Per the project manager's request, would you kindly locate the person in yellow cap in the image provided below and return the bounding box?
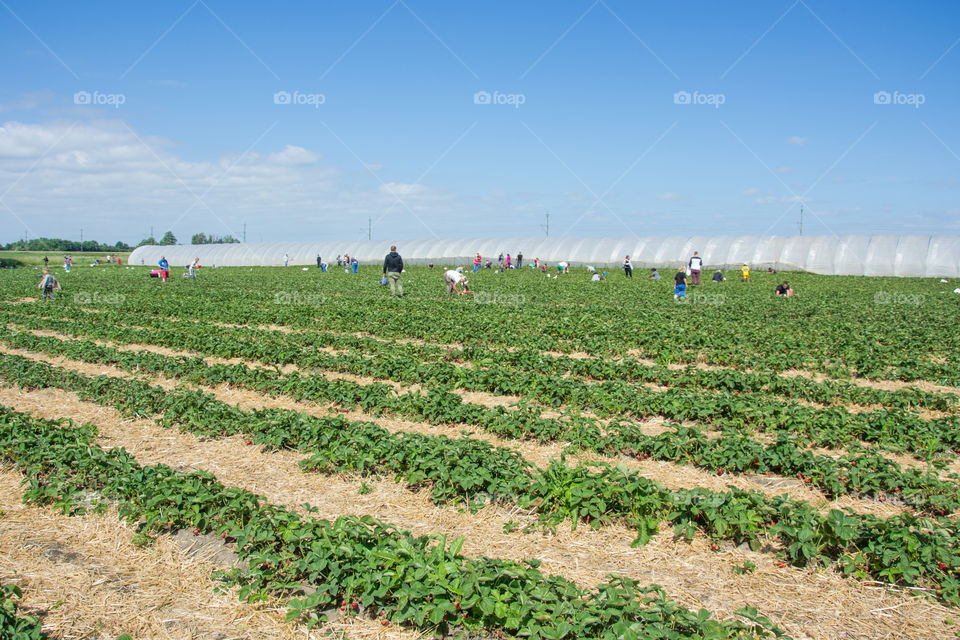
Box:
[740,263,750,282]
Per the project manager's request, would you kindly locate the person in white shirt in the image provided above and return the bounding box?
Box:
[623,255,633,278]
[591,272,604,282]
[688,251,703,285]
[444,269,469,295]
[557,261,569,274]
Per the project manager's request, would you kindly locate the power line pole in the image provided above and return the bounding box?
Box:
[368,217,372,241]
[79,228,83,252]
[798,205,803,236]
[243,223,247,243]
[540,211,550,237]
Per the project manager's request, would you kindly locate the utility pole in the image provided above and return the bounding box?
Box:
[798,205,804,236]
[540,211,550,237]
[368,217,372,241]
[150,226,154,241]
[243,223,247,243]
[79,228,83,252]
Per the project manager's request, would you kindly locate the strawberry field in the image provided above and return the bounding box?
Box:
[0,264,958,639]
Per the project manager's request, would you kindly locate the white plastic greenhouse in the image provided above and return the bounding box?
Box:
[128,235,960,277]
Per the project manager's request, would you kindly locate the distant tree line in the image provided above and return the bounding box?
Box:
[2,238,132,252]
[191,232,240,245]
[4,230,243,252]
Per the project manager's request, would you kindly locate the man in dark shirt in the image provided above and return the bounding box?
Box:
[775,281,794,297]
[383,246,404,298]
[516,252,523,269]
[674,269,687,301]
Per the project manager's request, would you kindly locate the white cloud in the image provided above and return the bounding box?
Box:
[0,119,458,241]
[379,182,425,197]
[787,136,807,145]
[656,191,679,200]
[266,145,320,165]
[775,166,794,174]
[740,187,758,196]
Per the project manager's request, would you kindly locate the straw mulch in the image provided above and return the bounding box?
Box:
[1,385,957,639]
[0,467,425,640]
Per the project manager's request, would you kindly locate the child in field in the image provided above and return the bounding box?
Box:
[38,269,60,301]
[740,264,750,281]
[649,268,661,280]
[158,256,170,282]
[674,269,687,301]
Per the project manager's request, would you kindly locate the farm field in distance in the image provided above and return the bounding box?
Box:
[1,263,959,639]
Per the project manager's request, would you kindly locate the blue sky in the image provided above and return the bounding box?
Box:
[1,0,958,244]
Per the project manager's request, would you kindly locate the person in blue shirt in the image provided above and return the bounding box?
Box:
[158,256,170,282]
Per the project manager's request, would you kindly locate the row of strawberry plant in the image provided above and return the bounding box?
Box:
[6,304,955,414]
[5,307,955,460]
[0,405,788,640]
[4,328,957,516]
[3,352,960,605]
[4,266,956,384]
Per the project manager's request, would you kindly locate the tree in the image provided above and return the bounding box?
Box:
[159,231,177,246]
[137,237,157,247]
[190,232,241,244]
